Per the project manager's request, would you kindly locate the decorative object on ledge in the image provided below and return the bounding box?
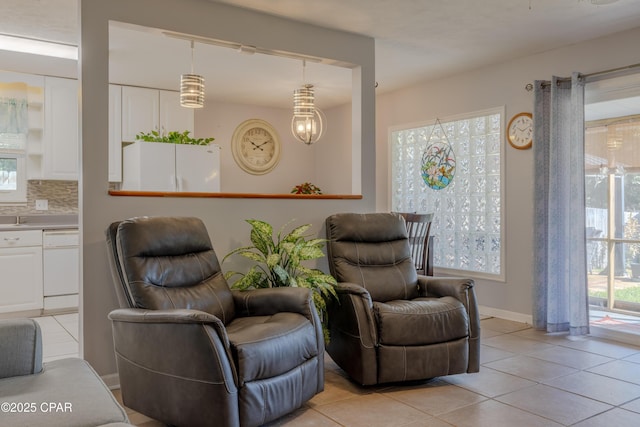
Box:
[421,118,456,190]
[135,129,214,146]
[232,119,281,175]
[180,40,205,108]
[222,219,337,341]
[291,182,322,195]
[291,60,325,145]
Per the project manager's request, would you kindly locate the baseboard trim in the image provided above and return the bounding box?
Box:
[479,305,533,325]
[101,373,120,390]
[590,324,640,346]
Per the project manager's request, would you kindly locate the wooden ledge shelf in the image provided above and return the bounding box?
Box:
[108,190,362,200]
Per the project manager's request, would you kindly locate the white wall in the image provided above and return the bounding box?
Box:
[195,100,353,194]
[315,103,354,195]
[376,26,640,320]
[80,0,375,377]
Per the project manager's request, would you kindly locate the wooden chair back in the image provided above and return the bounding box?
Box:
[396,212,434,276]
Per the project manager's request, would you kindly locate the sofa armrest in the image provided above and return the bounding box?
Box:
[0,318,43,378]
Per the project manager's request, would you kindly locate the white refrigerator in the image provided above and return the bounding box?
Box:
[122,141,220,192]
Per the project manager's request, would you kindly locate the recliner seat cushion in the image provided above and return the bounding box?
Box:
[373,296,469,346]
[226,313,317,384]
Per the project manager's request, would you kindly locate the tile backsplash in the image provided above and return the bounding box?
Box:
[0,180,78,215]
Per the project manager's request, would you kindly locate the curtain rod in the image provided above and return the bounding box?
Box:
[581,62,640,82]
[529,62,640,89]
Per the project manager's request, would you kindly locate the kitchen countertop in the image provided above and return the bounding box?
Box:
[0,214,78,231]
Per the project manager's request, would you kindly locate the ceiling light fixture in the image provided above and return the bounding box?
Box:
[0,34,77,60]
[180,40,205,108]
[291,60,325,145]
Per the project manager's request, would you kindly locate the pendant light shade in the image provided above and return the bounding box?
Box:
[291,61,325,145]
[180,41,204,108]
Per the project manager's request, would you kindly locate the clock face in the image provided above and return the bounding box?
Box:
[507,112,533,149]
[232,119,281,174]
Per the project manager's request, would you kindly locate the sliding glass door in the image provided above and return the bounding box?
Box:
[585,74,640,320]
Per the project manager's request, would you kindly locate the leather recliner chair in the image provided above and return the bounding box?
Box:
[106,216,324,427]
[325,212,480,385]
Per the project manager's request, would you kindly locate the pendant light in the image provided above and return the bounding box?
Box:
[180,40,205,108]
[291,60,325,145]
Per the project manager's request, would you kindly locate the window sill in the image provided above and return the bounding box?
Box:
[108,190,362,200]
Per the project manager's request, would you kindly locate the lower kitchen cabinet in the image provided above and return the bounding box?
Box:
[0,230,43,314]
[43,229,79,311]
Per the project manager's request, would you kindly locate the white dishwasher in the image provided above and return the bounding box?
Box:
[43,229,79,311]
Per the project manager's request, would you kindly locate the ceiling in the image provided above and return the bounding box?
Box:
[1,0,640,110]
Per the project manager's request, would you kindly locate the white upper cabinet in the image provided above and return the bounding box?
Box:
[42,76,79,180]
[159,90,194,136]
[121,86,160,142]
[121,86,193,143]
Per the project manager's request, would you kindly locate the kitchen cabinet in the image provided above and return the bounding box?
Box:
[109,84,122,182]
[43,229,79,311]
[122,141,220,192]
[42,76,79,180]
[120,86,194,142]
[0,230,43,314]
[160,90,194,135]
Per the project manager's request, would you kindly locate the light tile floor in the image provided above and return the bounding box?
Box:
[36,314,640,426]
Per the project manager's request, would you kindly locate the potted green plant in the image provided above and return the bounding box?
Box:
[135,129,214,146]
[222,219,337,341]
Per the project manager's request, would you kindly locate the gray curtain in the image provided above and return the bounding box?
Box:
[533,73,590,335]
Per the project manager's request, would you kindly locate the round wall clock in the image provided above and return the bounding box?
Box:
[507,112,533,149]
[231,119,281,175]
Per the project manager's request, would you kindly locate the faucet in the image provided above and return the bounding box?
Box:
[14,215,21,225]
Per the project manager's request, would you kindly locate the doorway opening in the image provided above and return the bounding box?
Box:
[585,72,640,338]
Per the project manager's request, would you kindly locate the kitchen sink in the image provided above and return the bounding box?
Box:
[0,214,78,230]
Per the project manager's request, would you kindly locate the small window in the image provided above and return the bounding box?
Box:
[0,152,26,203]
[0,80,30,204]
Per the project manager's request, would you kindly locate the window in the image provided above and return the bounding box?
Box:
[0,151,26,203]
[0,81,30,204]
[390,108,504,278]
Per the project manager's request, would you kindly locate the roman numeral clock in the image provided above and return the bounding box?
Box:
[231,119,282,175]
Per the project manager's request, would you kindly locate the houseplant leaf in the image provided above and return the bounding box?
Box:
[223,218,338,341]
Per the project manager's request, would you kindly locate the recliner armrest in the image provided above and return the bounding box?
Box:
[334,282,373,308]
[108,308,238,389]
[232,287,314,318]
[417,276,480,341]
[417,276,474,299]
[108,308,229,348]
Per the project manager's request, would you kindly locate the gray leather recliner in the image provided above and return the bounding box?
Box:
[325,212,480,385]
[106,216,324,427]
